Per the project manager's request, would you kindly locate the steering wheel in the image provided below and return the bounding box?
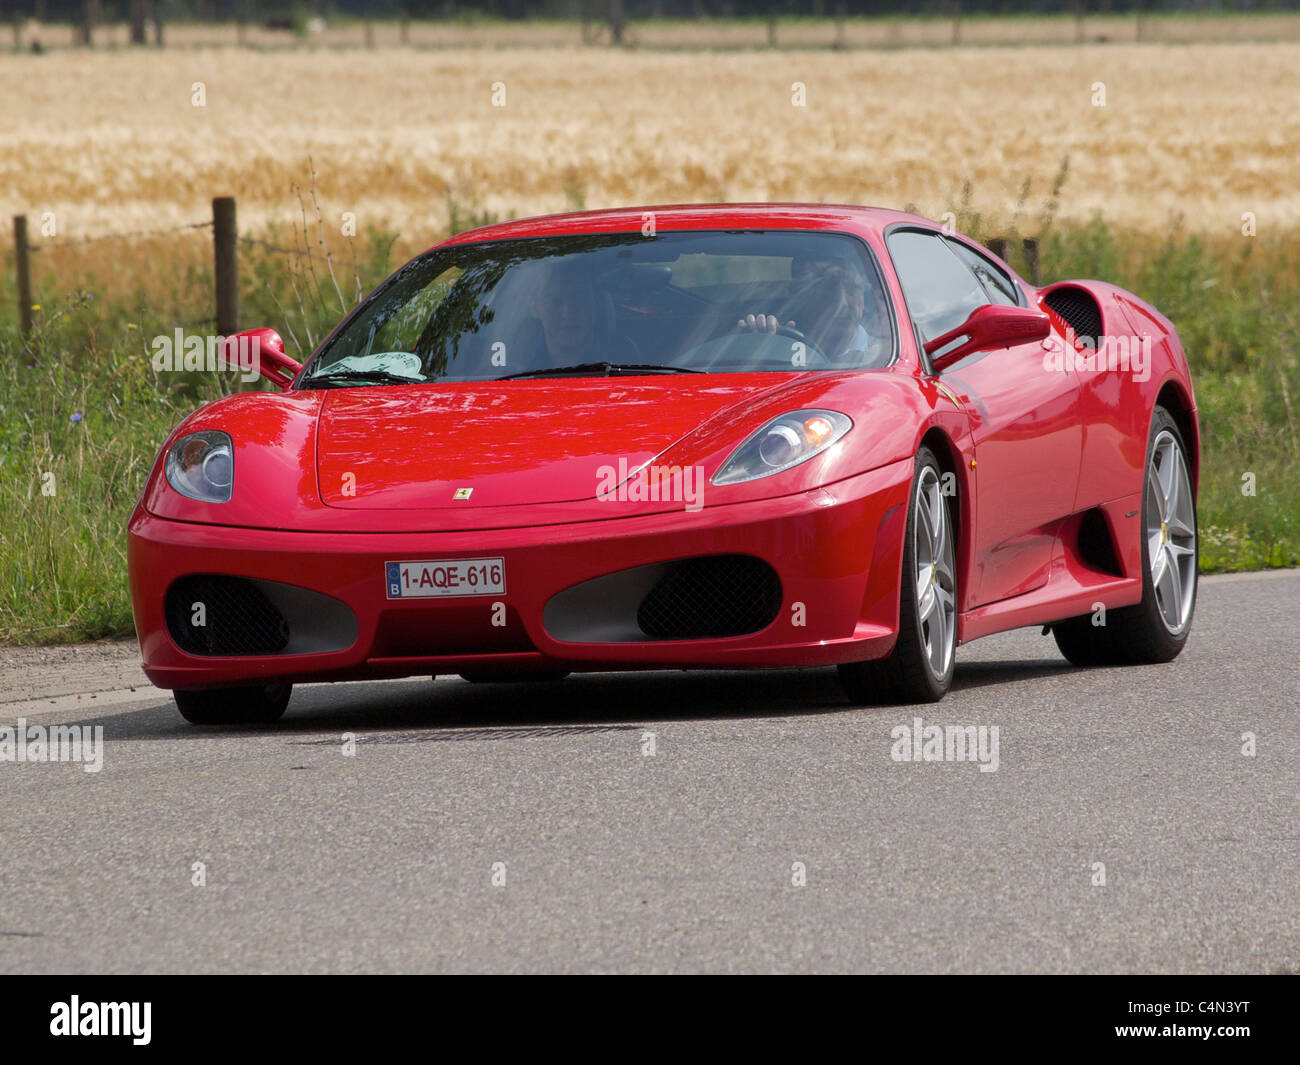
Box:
[772,323,830,367]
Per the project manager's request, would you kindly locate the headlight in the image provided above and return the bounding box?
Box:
[712,409,852,485]
[164,430,233,503]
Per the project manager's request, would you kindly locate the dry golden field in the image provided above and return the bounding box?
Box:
[2,38,1298,277]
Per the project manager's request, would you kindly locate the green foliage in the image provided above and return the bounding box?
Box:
[0,226,400,644]
[1036,217,1300,574]
[0,309,226,642]
[446,191,509,237]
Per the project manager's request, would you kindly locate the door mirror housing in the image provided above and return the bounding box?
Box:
[925,304,1051,372]
[221,327,302,390]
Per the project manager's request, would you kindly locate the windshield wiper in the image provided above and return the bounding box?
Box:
[496,362,702,381]
[301,369,425,389]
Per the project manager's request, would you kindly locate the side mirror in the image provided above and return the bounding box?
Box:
[925,304,1051,372]
[220,327,302,390]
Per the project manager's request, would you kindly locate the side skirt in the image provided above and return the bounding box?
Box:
[957,492,1145,645]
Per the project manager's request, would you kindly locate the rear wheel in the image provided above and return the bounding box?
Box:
[1053,407,1197,666]
[174,684,291,726]
[839,446,956,704]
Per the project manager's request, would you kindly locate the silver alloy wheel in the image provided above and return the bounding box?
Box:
[1146,429,1197,634]
[914,465,956,679]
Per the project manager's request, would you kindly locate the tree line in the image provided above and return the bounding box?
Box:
[10,0,1298,52]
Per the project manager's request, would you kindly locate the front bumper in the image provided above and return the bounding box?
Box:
[128,458,912,690]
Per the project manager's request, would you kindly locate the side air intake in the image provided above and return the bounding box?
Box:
[1043,286,1103,345]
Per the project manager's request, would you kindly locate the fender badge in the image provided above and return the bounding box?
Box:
[934,382,962,408]
[453,487,473,500]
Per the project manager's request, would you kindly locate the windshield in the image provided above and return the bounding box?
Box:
[301,230,895,385]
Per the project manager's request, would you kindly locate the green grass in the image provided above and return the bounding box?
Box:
[0,229,402,644]
[0,214,1296,644]
[947,170,1300,574]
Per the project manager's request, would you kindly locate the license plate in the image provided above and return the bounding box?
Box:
[385,558,506,599]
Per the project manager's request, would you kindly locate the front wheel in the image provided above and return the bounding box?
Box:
[174,684,291,726]
[839,446,956,704]
[1053,406,1197,666]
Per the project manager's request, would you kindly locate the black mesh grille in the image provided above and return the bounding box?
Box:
[636,555,782,640]
[1043,287,1103,345]
[165,575,290,656]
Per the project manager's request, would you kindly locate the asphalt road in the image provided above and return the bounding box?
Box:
[1,570,1296,974]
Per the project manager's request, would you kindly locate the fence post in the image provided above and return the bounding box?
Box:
[986,236,1007,261]
[129,0,146,44]
[14,215,34,342]
[608,0,626,45]
[213,197,238,336]
[81,0,99,47]
[1022,237,1042,286]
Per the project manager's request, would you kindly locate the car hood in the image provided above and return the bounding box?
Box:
[316,376,792,510]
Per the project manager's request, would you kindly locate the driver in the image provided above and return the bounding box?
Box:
[736,253,882,365]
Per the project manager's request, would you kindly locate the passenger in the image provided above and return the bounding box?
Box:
[529,260,637,365]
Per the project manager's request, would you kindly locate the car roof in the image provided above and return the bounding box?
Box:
[435,203,934,249]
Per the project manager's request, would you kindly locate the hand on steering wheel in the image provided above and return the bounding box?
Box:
[737,313,793,335]
[736,313,828,366]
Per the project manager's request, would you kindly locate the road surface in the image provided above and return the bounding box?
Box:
[1,570,1296,973]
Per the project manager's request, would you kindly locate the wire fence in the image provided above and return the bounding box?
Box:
[237,235,299,256]
[11,198,249,342]
[25,220,213,253]
[10,195,1045,366]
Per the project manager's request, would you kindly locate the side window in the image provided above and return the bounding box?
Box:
[945,240,1021,306]
[886,230,988,346]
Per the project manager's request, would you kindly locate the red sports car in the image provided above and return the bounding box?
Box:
[127,204,1199,724]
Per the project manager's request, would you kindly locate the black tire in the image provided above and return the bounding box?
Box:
[839,445,956,704]
[1050,614,1121,666]
[173,683,291,726]
[458,670,570,684]
[1053,406,1197,666]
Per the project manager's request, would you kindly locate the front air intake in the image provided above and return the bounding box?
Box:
[636,555,782,640]
[166,575,290,656]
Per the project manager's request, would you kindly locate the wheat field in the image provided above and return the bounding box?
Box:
[2,41,1298,257]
